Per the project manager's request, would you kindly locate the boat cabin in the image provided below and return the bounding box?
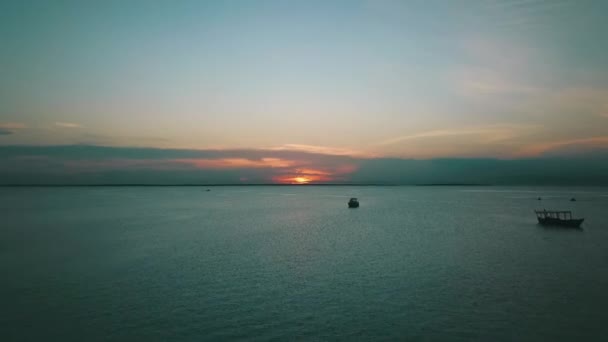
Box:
[535,210,573,220]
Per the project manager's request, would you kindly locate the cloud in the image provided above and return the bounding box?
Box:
[0,145,360,184]
[0,123,26,135]
[55,122,82,128]
[173,158,296,169]
[0,144,607,185]
[516,136,608,157]
[0,123,26,129]
[270,144,360,156]
[374,124,540,147]
[350,157,608,185]
[76,132,170,147]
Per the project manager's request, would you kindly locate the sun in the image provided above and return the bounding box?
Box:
[293,177,310,184]
[272,174,323,184]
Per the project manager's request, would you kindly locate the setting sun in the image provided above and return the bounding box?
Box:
[293,177,310,184]
[272,170,335,184]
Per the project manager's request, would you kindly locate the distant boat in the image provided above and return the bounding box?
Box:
[570,197,576,202]
[535,210,584,228]
[348,198,359,208]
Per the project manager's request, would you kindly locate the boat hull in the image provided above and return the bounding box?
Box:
[348,203,359,208]
[537,217,584,228]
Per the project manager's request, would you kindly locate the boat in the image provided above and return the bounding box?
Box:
[534,210,584,228]
[348,198,359,208]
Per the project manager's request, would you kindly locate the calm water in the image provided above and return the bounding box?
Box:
[1,186,608,341]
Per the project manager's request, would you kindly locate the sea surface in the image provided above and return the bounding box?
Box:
[1,186,608,341]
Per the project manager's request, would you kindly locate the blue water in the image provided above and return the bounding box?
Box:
[1,186,608,341]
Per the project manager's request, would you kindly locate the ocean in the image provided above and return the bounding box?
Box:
[1,186,607,341]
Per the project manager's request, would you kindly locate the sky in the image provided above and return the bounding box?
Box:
[1,0,608,184]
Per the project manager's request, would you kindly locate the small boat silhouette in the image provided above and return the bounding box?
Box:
[535,210,584,228]
[348,198,359,208]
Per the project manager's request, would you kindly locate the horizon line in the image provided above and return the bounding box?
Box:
[4,183,607,187]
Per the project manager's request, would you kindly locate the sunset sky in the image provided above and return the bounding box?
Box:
[1,0,608,184]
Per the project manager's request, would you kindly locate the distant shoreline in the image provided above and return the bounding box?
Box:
[7,183,603,187]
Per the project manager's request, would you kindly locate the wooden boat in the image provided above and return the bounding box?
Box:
[348,198,359,208]
[534,210,584,228]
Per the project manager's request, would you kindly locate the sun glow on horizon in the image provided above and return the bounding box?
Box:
[293,177,310,184]
[273,174,325,184]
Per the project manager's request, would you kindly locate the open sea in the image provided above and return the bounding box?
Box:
[1,186,608,341]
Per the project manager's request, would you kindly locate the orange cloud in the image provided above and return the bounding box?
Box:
[0,122,26,129]
[173,158,295,169]
[174,158,359,183]
[270,144,360,156]
[55,122,82,128]
[334,164,358,175]
[0,122,27,134]
[39,146,361,184]
[516,136,608,157]
[292,168,331,176]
